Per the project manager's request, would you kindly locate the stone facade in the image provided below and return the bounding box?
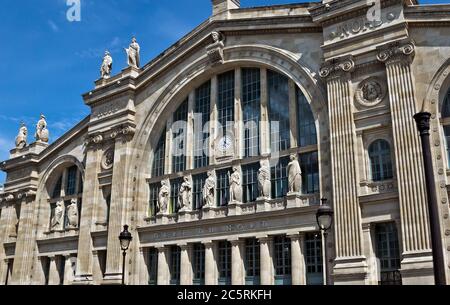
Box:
[1,0,450,285]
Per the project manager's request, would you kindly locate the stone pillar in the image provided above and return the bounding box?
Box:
[362,223,378,285]
[91,250,103,284]
[138,248,149,285]
[75,146,101,284]
[210,75,218,165]
[31,257,46,285]
[288,233,306,285]
[164,117,173,175]
[186,91,195,170]
[378,42,434,284]
[0,259,8,285]
[259,236,274,285]
[234,68,244,159]
[204,241,218,285]
[320,57,367,284]
[260,68,270,155]
[230,239,245,285]
[0,201,11,285]
[63,255,74,285]
[180,244,194,285]
[288,79,299,148]
[48,256,60,285]
[157,246,170,285]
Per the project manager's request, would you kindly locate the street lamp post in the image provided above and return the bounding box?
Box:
[316,198,334,285]
[119,225,133,285]
[413,112,446,285]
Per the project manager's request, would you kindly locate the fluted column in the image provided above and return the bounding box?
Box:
[230,239,245,285]
[63,255,74,285]
[204,241,218,285]
[48,256,60,285]
[157,246,170,285]
[260,68,270,155]
[377,42,433,284]
[235,68,244,159]
[186,91,195,170]
[320,57,367,283]
[180,244,194,285]
[258,236,274,285]
[288,233,306,285]
[91,250,103,284]
[138,248,149,285]
[210,76,218,166]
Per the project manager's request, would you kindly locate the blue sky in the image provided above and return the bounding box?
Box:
[0,0,447,184]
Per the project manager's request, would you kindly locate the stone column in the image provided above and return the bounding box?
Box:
[91,250,103,284]
[230,239,245,285]
[235,68,244,159]
[48,256,60,285]
[289,79,299,148]
[186,91,195,170]
[164,117,174,174]
[31,256,46,285]
[320,57,367,284]
[210,75,218,165]
[180,244,194,285]
[138,248,149,285]
[75,146,101,284]
[63,254,74,285]
[260,68,270,155]
[258,236,274,285]
[204,241,218,285]
[378,42,433,284]
[157,246,170,285]
[0,259,8,285]
[288,233,306,285]
[362,223,378,285]
[0,201,11,285]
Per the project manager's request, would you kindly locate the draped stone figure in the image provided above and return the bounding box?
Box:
[125,37,140,69]
[35,114,49,143]
[101,51,113,79]
[158,179,170,215]
[178,176,192,211]
[203,171,216,208]
[287,154,302,194]
[66,199,79,228]
[51,201,64,231]
[229,166,242,203]
[15,122,28,149]
[258,160,271,198]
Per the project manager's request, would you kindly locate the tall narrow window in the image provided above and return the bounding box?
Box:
[297,88,317,147]
[375,223,402,285]
[242,163,259,203]
[66,166,78,196]
[149,184,160,217]
[193,243,205,285]
[271,157,289,199]
[193,173,207,210]
[242,68,261,157]
[194,81,211,169]
[172,100,188,173]
[268,70,290,152]
[152,130,166,177]
[369,140,393,182]
[274,235,291,285]
[245,238,260,285]
[305,233,323,285]
[170,246,181,285]
[300,152,320,194]
[170,178,183,214]
[218,241,232,285]
[216,168,231,207]
[217,71,235,137]
[52,176,62,199]
[148,248,158,285]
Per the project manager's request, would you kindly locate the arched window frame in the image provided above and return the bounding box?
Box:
[440,88,450,169]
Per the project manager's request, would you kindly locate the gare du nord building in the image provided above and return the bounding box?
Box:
[1,0,450,286]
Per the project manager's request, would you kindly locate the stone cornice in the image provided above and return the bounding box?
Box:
[377,41,415,64]
[319,56,355,79]
[85,123,136,147]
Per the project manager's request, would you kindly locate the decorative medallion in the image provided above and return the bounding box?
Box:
[355,77,387,107]
[101,148,115,170]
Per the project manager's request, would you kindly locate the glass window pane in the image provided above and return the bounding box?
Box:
[375,223,402,285]
[369,140,393,181]
[305,232,323,285]
[218,241,232,285]
[193,243,205,285]
[300,152,320,194]
[242,163,259,203]
[268,70,290,152]
[297,88,317,147]
[172,100,188,173]
[148,248,158,285]
[193,173,207,210]
[170,246,181,285]
[152,130,166,177]
[66,166,78,196]
[149,183,160,217]
[52,176,63,199]
[170,178,183,214]
[216,168,231,207]
[271,157,289,199]
[218,71,235,137]
[242,68,261,158]
[194,81,211,169]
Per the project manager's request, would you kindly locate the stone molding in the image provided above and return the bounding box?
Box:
[85,124,136,147]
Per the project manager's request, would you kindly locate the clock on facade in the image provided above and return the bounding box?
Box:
[217,134,233,155]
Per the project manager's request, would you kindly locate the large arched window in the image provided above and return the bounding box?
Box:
[441,88,450,168]
[48,165,83,231]
[149,67,319,216]
[369,140,393,182]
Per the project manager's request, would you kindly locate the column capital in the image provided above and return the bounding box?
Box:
[377,41,415,65]
[63,253,72,259]
[362,223,371,231]
[319,56,355,79]
[286,232,305,241]
[228,238,244,246]
[201,240,215,248]
[256,235,272,243]
[179,243,194,251]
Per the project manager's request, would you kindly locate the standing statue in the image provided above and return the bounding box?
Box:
[15,122,28,149]
[125,36,140,69]
[66,199,79,228]
[287,154,302,194]
[258,160,271,199]
[228,166,242,203]
[178,176,192,211]
[35,114,49,143]
[203,171,216,208]
[101,51,113,79]
[158,179,170,215]
[51,201,64,231]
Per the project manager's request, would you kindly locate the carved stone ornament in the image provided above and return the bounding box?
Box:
[35,114,49,143]
[377,42,415,63]
[355,77,387,107]
[101,51,113,79]
[319,57,355,79]
[101,148,115,170]
[206,31,225,65]
[15,122,28,150]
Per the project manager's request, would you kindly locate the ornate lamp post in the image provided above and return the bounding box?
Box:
[413,112,446,285]
[118,225,133,285]
[316,198,334,285]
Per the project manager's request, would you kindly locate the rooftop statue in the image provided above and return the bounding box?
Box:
[101,50,113,79]
[15,122,28,149]
[125,36,140,69]
[35,114,49,143]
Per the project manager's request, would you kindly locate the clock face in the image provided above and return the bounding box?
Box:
[218,135,233,153]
